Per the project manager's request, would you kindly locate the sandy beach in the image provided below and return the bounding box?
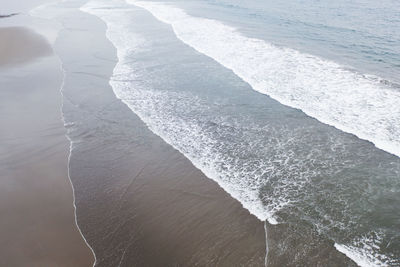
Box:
[0,3,267,266]
[54,1,355,265]
[2,0,398,266]
[54,1,267,265]
[0,23,94,266]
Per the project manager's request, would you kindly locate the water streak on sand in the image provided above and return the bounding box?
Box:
[29,2,97,266]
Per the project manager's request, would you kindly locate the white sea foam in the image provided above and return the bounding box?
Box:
[80,0,280,224]
[335,232,392,267]
[336,245,383,267]
[128,0,400,159]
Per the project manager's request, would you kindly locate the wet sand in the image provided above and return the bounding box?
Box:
[51,1,357,266]
[0,1,358,266]
[0,26,94,266]
[0,27,52,67]
[53,1,267,266]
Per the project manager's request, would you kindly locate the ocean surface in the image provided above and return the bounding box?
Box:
[39,0,400,266]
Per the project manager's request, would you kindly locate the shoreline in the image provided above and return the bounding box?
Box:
[80,1,359,266]
[63,83,98,267]
[1,0,389,266]
[0,22,94,266]
[53,0,267,265]
[62,1,357,265]
[27,2,98,262]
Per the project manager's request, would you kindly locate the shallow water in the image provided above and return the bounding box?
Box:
[81,0,400,266]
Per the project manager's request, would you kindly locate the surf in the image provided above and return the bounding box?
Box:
[82,1,400,266]
[129,0,400,159]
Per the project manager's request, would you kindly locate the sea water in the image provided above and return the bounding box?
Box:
[82,0,400,266]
